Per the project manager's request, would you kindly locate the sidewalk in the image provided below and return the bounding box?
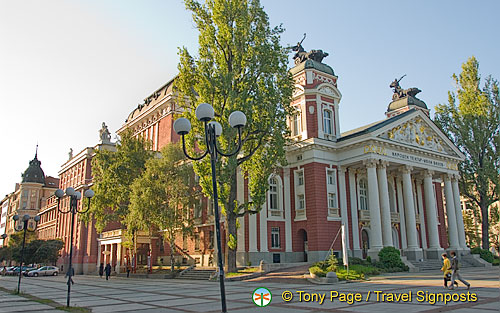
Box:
[0,266,498,312]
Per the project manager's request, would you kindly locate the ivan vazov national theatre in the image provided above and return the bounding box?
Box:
[3,41,483,275]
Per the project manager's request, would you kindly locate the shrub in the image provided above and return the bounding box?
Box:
[471,247,495,263]
[378,247,406,269]
[309,265,326,277]
[366,256,372,264]
[492,259,499,266]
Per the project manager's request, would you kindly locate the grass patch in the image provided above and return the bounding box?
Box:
[226,267,260,277]
[0,286,91,312]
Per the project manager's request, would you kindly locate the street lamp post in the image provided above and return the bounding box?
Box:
[174,103,247,313]
[54,187,94,308]
[12,214,40,293]
[1,233,7,246]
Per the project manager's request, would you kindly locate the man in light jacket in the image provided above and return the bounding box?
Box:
[449,251,470,290]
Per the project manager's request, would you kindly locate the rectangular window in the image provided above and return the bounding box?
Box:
[271,227,280,248]
[327,170,336,186]
[292,113,300,136]
[297,171,304,186]
[208,231,214,249]
[323,109,332,135]
[298,194,305,210]
[328,193,337,208]
[194,234,200,251]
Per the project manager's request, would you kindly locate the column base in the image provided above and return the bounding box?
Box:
[350,249,363,259]
[404,247,423,261]
[425,247,445,259]
[367,247,383,260]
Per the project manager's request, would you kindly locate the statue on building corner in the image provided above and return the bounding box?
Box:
[99,122,112,144]
[68,148,73,160]
[291,33,329,65]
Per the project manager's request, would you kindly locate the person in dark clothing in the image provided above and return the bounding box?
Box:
[105,263,111,281]
[126,265,131,278]
[99,263,104,278]
[449,251,470,290]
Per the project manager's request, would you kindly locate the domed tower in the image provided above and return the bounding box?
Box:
[289,36,342,141]
[21,149,46,184]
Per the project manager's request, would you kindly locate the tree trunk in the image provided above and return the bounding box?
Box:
[225,169,238,273]
[170,237,175,274]
[480,198,490,249]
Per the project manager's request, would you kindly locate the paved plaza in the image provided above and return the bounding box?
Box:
[0,267,498,312]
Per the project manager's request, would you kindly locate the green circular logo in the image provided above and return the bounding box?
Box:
[252,287,272,307]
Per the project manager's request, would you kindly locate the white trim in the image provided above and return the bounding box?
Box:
[283,168,293,252]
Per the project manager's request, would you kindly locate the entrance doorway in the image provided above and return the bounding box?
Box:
[298,229,308,262]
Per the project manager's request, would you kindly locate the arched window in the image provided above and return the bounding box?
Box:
[323,109,333,135]
[359,178,368,210]
[268,175,283,217]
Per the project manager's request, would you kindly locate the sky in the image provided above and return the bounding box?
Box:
[0,0,499,197]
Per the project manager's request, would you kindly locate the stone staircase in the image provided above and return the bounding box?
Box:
[409,257,476,271]
[177,267,215,280]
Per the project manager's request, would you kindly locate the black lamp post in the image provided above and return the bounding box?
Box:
[12,214,40,294]
[54,187,94,308]
[174,103,247,313]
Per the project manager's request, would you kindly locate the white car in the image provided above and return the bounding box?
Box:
[26,266,59,277]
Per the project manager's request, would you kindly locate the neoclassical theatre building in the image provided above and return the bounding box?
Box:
[116,52,469,268]
[34,50,471,274]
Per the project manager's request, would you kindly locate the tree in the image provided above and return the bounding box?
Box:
[86,130,153,232]
[434,56,500,249]
[128,144,197,273]
[33,240,64,265]
[9,231,37,263]
[0,246,12,265]
[176,0,293,272]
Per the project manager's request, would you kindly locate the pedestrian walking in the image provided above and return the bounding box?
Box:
[99,263,104,278]
[449,251,470,290]
[126,265,131,278]
[440,253,457,288]
[105,263,111,281]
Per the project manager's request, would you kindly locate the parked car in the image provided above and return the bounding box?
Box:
[1,266,14,275]
[5,266,36,276]
[25,266,59,277]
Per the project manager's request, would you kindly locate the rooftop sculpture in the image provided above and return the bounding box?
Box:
[390,75,422,100]
[291,33,329,65]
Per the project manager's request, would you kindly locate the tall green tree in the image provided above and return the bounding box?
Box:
[86,130,153,232]
[128,144,197,273]
[434,56,500,249]
[176,0,293,272]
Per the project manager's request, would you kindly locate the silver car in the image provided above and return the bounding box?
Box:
[26,266,59,277]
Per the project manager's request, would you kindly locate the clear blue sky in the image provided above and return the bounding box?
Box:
[0,0,499,197]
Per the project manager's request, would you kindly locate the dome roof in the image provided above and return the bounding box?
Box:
[387,95,428,112]
[21,152,45,184]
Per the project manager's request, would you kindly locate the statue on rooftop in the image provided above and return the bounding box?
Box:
[390,75,422,100]
[291,33,329,65]
[99,122,111,144]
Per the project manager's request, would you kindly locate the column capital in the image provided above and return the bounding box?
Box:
[338,166,347,174]
[441,173,453,181]
[423,170,434,178]
[451,173,460,181]
[400,165,413,174]
[377,160,390,169]
[363,158,378,168]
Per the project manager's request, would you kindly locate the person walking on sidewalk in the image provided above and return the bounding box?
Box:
[99,263,104,278]
[105,263,112,281]
[449,251,470,290]
[441,253,457,289]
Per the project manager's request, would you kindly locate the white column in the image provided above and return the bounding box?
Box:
[116,243,122,274]
[396,178,407,249]
[415,179,428,249]
[338,167,349,250]
[110,244,115,268]
[96,243,102,270]
[334,104,340,139]
[401,166,422,259]
[259,203,268,252]
[423,171,443,258]
[377,161,393,247]
[249,212,258,253]
[236,168,245,253]
[451,176,468,250]
[443,174,460,250]
[283,168,292,252]
[364,159,383,254]
[348,169,361,256]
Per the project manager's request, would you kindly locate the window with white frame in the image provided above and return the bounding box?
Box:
[327,170,336,186]
[292,112,301,136]
[323,109,333,135]
[298,195,305,210]
[268,176,282,217]
[271,227,280,248]
[359,178,368,210]
[328,193,337,208]
[297,171,304,186]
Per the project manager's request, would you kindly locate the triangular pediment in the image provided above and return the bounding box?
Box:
[376,112,463,159]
